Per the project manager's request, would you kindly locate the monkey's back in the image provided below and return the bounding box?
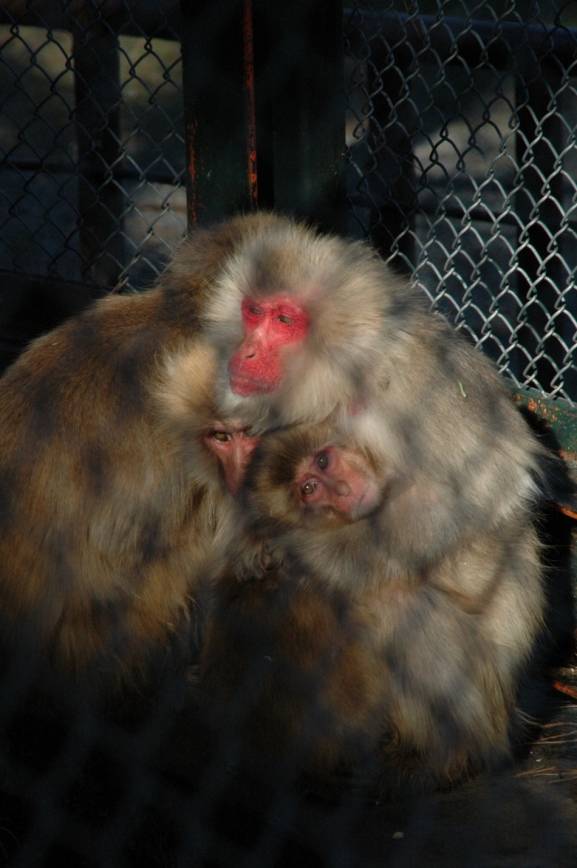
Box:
[0,285,221,678]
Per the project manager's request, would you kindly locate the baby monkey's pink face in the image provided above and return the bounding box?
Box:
[294,444,381,520]
[228,295,310,396]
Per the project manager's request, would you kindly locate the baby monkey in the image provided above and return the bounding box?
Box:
[198,422,545,797]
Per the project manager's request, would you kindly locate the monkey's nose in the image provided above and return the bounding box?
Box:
[240,334,260,359]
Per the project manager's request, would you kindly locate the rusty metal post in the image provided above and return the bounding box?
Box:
[179,0,346,231]
[252,0,345,232]
[179,0,254,227]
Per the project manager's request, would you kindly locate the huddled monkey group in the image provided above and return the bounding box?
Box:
[0,212,568,795]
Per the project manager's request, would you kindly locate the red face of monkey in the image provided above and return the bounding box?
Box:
[228,296,310,396]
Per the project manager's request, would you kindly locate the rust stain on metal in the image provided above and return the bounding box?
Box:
[186,119,201,227]
[526,396,560,423]
[243,0,258,208]
[185,118,197,181]
[551,679,577,701]
[512,387,577,468]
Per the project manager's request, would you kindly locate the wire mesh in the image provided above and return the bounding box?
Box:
[0,0,185,293]
[345,0,577,403]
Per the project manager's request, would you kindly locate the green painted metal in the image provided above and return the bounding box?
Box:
[508,382,577,469]
[253,0,346,232]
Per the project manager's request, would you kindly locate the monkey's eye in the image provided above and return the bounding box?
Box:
[277,314,293,324]
[212,431,230,442]
[301,480,318,497]
[249,307,263,316]
[316,452,329,470]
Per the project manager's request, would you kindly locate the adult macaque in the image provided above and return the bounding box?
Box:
[0,272,258,686]
[198,422,545,796]
[192,212,560,573]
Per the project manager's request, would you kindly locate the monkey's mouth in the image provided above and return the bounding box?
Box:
[229,373,275,396]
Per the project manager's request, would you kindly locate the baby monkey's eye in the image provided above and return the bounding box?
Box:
[212,431,230,442]
[316,452,329,470]
[301,480,318,497]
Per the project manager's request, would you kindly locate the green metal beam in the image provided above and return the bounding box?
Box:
[509,383,577,476]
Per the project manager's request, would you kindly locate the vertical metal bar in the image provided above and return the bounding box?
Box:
[71,12,125,288]
[180,0,346,231]
[253,0,346,232]
[515,61,565,391]
[180,0,252,227]
[243,0,259,211]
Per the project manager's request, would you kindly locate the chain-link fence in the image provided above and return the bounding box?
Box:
[345,1,577,404]
[0,2,576,867]
[0,0,184,294]
[0,0,186,371]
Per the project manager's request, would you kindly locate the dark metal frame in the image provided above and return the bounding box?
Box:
[179,0,346,232]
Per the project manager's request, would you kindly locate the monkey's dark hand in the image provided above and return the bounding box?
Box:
[232,538,273,583]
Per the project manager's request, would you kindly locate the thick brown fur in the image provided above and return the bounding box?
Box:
[198,422,546,797]
[0,266,240,686]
